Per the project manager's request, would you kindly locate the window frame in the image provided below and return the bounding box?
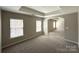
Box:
[10,18,24,39]
[36,20,42,32]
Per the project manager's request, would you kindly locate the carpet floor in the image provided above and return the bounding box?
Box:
[2,31,79,53]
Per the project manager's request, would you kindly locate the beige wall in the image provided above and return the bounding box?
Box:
[0,9,1,52]
[78,10,79,47]
[2,10,44,48]
[48,19,53,32]
[63,12,78,43]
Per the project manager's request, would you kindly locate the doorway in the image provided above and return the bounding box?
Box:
[53,17,64,32]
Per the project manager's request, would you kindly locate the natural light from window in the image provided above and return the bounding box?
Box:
[10,19,23,38]
[36,20,42,32]
[53,21,55,29]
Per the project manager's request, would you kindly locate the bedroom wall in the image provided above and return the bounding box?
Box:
[78,9,79,47]
[0,9,1,52]
[2,10,44,48]
[48,19,53,32]
[63,12,78,43]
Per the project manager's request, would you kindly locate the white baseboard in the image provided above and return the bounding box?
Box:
[2,34,42,49]
[78,43,79,48]
[64,39,78,45]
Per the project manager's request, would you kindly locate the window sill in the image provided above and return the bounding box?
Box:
[10,35,24,39]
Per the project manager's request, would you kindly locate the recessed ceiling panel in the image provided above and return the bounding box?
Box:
[27,6,61,13]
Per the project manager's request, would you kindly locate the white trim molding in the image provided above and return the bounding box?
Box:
[64,39,78,45]
[2,33,43,49]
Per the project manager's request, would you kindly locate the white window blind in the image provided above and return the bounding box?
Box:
[36,20,42,32]
[53,21,55,28]
[10,19,23,38]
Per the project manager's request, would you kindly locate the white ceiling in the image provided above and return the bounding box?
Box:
[0,6,79,18]
[27,6,61,13]
[0,6,21,11]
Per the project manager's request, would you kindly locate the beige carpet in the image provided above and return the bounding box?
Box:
[2,31,79,53]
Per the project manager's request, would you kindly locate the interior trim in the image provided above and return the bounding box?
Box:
[2,33,42,49]
[64,39,78,45]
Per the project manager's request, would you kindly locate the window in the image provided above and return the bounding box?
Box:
[53,20,56,29]
[53,21,56,28]
[10,19,24,38]
[36,20,42,32]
